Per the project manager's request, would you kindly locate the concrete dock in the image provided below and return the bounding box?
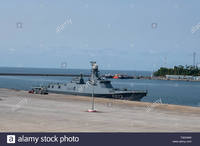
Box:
[0,88,200,132]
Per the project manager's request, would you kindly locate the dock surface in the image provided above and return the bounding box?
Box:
[0,88,200,132]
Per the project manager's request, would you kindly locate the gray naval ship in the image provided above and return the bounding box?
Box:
[47,62,147,101]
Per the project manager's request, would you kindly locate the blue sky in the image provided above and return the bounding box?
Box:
[0,0,200,71]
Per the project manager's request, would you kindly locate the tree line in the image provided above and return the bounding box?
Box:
[153,65,200,76]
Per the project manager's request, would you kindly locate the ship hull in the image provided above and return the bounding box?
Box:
[47,90,147,101]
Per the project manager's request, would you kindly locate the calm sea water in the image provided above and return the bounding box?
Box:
[0,67,200,107]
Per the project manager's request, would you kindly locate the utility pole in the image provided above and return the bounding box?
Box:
[193,52,196,67]
[164,57,167,68]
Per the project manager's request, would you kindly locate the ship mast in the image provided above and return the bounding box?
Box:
[90,61,99,82]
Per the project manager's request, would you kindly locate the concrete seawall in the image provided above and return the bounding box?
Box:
[0,88,199,132]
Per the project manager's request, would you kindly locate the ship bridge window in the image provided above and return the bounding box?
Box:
[100,83,113,88]
[58,85,61,89]
[52,85,54,88]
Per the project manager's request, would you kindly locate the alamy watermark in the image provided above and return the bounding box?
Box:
[16,22,23,29]
[56,17,72,33]
[191,22,200,34]
[152,23,158,29]
[11,96,30,112]
[145,98,163,112]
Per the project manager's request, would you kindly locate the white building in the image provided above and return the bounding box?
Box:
[166,75,200,80]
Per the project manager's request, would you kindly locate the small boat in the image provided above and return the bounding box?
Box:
[29,87,48,95]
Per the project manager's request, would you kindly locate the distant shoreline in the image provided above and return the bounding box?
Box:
[105,75,200,82]
[150,76,200,82]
